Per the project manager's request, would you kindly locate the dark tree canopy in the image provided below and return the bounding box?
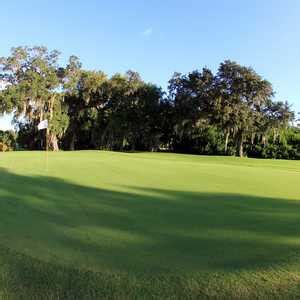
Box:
[0,46,298,159]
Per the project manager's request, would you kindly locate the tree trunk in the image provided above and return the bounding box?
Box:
[239,141,243,157]
[47,95,59,151]
[49,133,59,151]
[251,133,255,145]
[69,132,76,151]
[40,109,44,150]
[224,132,230,154]
[238,136,244,157]
[46,128,49,152]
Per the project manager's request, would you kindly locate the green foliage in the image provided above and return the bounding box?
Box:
[248,127,300,159]
[16,122,41,150]
[0,46,67,150]
[0,46,298,158]
[167,61,295,158]
[0,130,16,151]
[49,95,69,138]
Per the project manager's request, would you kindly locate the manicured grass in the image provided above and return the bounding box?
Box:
[0,151,300,299]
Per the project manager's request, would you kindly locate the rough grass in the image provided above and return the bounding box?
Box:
[0,151,300,299]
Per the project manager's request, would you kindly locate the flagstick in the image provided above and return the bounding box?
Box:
[38,119,49,172]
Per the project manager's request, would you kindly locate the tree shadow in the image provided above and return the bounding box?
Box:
[0,167,300,297]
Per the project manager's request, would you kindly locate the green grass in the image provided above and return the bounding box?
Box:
[0,151,300,299]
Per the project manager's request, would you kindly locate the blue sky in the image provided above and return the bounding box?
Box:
[1,0,300,129]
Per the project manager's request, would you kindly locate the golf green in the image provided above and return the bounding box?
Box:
[0,151,300,299]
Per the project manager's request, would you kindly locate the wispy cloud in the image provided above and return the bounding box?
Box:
[142,27,153,37]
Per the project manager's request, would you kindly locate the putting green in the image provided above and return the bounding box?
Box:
[0,151,300,298]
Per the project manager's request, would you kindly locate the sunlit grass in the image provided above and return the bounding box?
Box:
[0,151,300,298]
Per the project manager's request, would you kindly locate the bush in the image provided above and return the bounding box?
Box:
[0,130,16,151]
[0,142,8,152]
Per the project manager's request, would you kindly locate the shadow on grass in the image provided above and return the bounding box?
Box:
[0,167,300,298]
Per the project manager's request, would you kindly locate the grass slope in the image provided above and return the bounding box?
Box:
[0,151,300,299]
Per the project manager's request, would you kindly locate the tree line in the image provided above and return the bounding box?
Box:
[0,46,299,158]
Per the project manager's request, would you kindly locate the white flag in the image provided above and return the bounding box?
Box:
[38,120,48,130]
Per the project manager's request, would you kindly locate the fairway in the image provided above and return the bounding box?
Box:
[0,151,300,299]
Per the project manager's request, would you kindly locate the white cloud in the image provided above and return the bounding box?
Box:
[142,27,153,37]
